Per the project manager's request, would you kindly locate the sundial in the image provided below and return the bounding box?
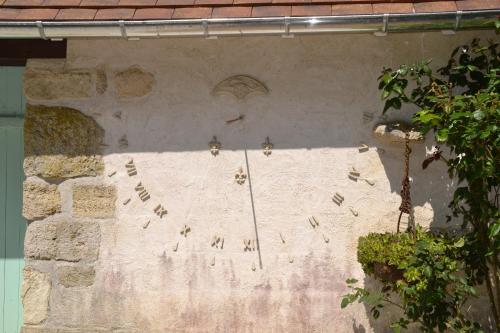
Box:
[106,74,378,272]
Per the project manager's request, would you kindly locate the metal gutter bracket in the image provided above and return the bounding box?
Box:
[374,13,389,36]
[36,20,47,40]
[282,17,294,38]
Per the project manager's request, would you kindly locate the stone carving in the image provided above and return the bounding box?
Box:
[332,193,344,206]
[108,170,117,177]
[114,66,155,99]
[123,198,131,205]
[358,143,369,153]
[348,167,360,181]
[24,105,104,179]
[373,122,424,144]
[142,220,151,229]
[243,239,256,252]
[125,159,137,176]
[210,257,216,266]
[226,114,245,124]
[349,207,359,217]
[235,167,247,185]
[180,225,191,237]
[173,242,179,252]
[209,136,221,156]
[134,182,150,202]
[213,75,269,100]
[154,204,168,218]
[23,181,61,221]
[262,137,273,156]
[22,267,51,325]
[348,167,375,186]
[73,185,116,218]
[211,235,224,249]
[308,216,320,228]
[279,233,286,244]
[322,234,330,243]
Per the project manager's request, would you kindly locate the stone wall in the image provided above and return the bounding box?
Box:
[21,31,495,333]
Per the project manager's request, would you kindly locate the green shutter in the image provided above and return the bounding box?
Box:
[0,66,26,333]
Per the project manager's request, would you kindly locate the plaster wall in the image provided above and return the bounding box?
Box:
[22,30,496,333]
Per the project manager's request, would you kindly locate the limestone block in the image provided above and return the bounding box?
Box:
[24,59,93,100]
[56,265,96,287]
[24,105,104,179]
[56,220,101,262]
[23,181,61,220]
[22,267,51,325]
[73,185,116,218]
[114,66,154,98]
[24,220,58,260]
[25,220,101,262]
[373,122,424,144]
[96,66,107,95]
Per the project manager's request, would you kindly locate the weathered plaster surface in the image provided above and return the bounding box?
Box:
[23,31,496,332]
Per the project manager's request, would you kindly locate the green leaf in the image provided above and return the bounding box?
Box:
[346,278,358,284]
[437,129,449,142]
[473,110,485,120]
[454,238,465,248]
[340,297,351,309]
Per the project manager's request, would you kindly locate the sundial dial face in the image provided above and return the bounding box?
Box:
[100,75,381,277]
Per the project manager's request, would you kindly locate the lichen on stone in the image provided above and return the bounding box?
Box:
[23,181,61,221]
[24,104,104,179]
[72,185,116,219]
[373,122,424,144]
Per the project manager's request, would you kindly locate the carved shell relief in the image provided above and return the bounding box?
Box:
[212,75,269,100]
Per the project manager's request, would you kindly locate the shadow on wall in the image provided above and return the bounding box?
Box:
[20,31,495,332]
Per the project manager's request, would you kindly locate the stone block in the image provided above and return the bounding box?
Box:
[56,265,96,287]
[373,122,424,144]
[73,185,116,219]
[23,181,61,220]
[22,267,51,325]
[24,105,104,179]
[56,220,101,262]
[24,60,93,100]
[25,219,101,262]
[24,220,58,260]
[114,66,154,98]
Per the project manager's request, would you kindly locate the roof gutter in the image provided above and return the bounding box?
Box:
[0,10,498,39]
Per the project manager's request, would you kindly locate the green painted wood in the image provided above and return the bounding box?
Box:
[0,66,26,333]
[0,67,25,117]
[3,125,25,333]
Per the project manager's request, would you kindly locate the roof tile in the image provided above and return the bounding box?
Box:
[372,2,414,13]
[119,0,157,5]
[156,0,194,5]
[252,4,291,16]
[212,5,251,16]
[234,0,271,5]
[456,0,500,10]
[4,0,44,6]
[0,7,20,19]
[43,0,82,6]
[331,3,372,14]
[291,4,330,15]
[172,6,212,18]
[414,1,456,12]
[94,7,135,19]
[273,0,310,4]
[195,0,233,5]
[133,7,173,18]
[80,0,119,6]
[56,7,96,19]
[16,7,58,19]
